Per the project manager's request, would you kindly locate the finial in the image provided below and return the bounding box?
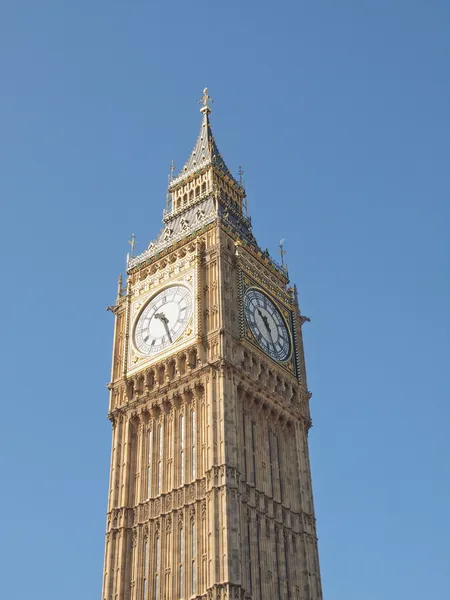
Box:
[165,160,175,214]
[238,165,248,215]
[279,239,287,268]
[165,187,171,214]
[117,274,123,297]
[199,87,214,114]
[128,233,136,257]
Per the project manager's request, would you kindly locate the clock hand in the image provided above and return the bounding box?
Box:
[265,324,275,347]
[257,308,268,326]
[257,308,271,334]
[163,320,173,344]
[257,308,275,346]
[154,312,173,343]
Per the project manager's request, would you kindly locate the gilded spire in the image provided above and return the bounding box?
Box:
[170,87,239,187]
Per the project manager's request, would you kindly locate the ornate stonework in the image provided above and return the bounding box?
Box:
[101,91,322,600]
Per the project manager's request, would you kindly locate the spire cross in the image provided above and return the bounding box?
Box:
[128,233,136,257]
[279,239,287,267]
[198,87,214,114]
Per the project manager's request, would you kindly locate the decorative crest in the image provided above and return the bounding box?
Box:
[198,87,214,114]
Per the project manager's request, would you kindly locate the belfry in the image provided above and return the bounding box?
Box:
[102,89,323,600]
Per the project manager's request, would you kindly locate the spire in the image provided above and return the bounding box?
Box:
[127,90,290,280]
[170,88,239,187]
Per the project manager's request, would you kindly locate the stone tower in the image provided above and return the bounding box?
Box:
[102,89,323,600]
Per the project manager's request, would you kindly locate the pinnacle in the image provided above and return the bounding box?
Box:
[171,89,239,187]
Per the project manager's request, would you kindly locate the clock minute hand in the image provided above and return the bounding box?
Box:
[155,312,173,343]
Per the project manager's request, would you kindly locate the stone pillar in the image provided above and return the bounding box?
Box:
[107,419,118,513]
[135,418,144,504]
[120,417,131,506]
[101,531,112,600]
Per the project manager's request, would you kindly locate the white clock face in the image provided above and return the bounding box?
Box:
[134,285,193,356]
[244,288,291,362]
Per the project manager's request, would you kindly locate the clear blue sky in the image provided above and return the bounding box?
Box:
[1,1,449,598]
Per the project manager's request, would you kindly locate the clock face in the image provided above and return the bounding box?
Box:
[244,288,291,362]
[134,285,193,356]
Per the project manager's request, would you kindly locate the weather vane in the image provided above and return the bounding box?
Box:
[279,239,287,268]
[198,87,214,113]
[128,233,136,257]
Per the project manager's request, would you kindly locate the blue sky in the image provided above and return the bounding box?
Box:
[1,1,449,598]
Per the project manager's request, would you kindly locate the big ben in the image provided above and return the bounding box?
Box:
[102,89,323,600]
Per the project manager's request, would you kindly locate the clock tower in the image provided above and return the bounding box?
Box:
[102,90,323,600]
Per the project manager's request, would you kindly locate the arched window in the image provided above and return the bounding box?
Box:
[148,370,155,390]
[256,519,262,600]
[274,528,281,600]
[191,410,196,480]
[180,414,185,485]
[157,425,163,494]
[247,516,253,594]
[147,428,153,499]
[178,354,186,376]
[154,535,160,600]
[268,429,274,498]
[191,521,196,594]
[143,537,149,600]
[179,527,184,598]
[168,359,176,379]
[242,413,247,480]
[158,365,165,386]
[251,420,257,486]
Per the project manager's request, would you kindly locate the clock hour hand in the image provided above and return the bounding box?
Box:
[257,308,275,345]
[154,312,173,343]
[257,308,271,333]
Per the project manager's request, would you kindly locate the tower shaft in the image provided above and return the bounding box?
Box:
[102,94,322,600]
